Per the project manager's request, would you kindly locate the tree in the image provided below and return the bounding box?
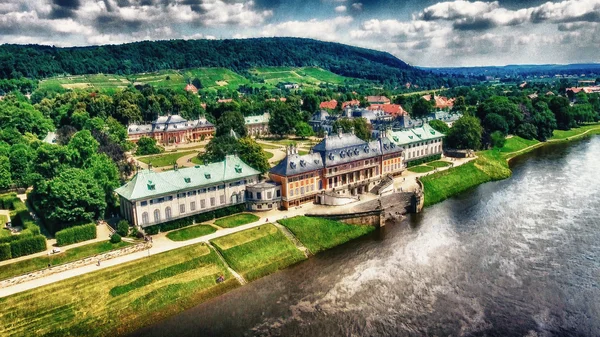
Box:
[516,123,538,140]
[477,96,523,134]
[191,77,203,89]
[85,154,120,213]
[32,143,73,180]
[216,111,247,137]
[490,131,506,148]
[301,94,320,113]
[268,103,299,137]
[9,144,33,188]
[136,137,161,156]
[56,125,77,145]
[68,130,99,167]
[32,168,106,230]
[352,118,371,141]
[0,156,11,190]
[446,115,483,150]
[202,135,240,163]
[411,98,433,118]
[548,96,573,130]
[531,102,557,141]
[452,96,467,113]
[238,137,270,173]
[428,120,450,134]
[117,220,130,237]
[295,122,314,139]
[483,113,509,135]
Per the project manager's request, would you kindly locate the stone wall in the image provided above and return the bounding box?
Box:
[0,242,151,289]
[306,210,384,227]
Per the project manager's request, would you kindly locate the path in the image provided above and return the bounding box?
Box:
[176,151,201,168]
[273,222,310,256]
[0,156,477,298]
[208,243,246,285]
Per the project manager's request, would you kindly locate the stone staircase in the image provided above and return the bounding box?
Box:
[274,222,311,257]
[371,175,394,195]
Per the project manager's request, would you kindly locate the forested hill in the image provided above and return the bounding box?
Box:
[0,38,466,88]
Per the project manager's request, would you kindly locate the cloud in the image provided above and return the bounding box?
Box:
[335,5,346,12]
[261,16,353,41]
[351,3,362,11]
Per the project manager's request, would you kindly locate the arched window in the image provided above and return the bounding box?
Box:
[142,212,149,225]
[165,207,172,219]
[154,209,161,223]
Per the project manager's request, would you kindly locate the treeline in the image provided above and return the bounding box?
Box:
[0,38,473,89]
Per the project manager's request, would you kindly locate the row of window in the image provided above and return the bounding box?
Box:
[247,190,281,200]
[141,181,248,206]
[141,194,244,225]
[288,172,316,183]
[406,139,442,149]
[289,184,316,197]
[406,145,442,159]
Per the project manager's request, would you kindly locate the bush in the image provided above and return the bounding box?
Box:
[0,243,11,261]
[110,233,122,244]
[117,220,130,237]
[406,154,442,167]
[141,205,244,235]
[56,223,97,246]
[9,235,46,258]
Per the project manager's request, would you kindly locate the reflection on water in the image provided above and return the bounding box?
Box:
[132,136,600,337]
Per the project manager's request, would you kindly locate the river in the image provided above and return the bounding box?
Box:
[132,136,600,337]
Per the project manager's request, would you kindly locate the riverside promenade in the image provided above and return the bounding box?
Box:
[0,156,474,298]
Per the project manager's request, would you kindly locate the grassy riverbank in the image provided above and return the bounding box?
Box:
[0,243,238,337]
[422,123,600,207]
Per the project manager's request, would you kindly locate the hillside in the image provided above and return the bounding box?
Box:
[0,38,466,89]
[422,63,600,79]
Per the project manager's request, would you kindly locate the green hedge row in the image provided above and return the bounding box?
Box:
[0,193,41,237]
[56,223,97,247]
[406,154,442,168]
[144,204,246,235]
[0,194,46,261]
[0,243,10,261]
[0,235,47,261]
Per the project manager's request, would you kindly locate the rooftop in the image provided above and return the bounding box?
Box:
[388,123,445,146]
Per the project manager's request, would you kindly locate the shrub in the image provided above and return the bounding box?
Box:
[117,220,130,237]
[9,235,46,258]
[55,223,97,246]
[0,243,11,261]
[144,225,159,235]
[110,233,122,244]
[406,154,442,167]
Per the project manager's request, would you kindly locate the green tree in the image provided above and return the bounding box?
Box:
[531,102,557,141]
[477,96,523,134]
[202,135,240,163]
[216,111,247,137]
[136,137,161,156]
[352,118,371,141]
[32,143,73,180]
[483,113,509,135]
[9,144,33,188]
[516,123,538,140]
[238,137,270,173]
[268,103,299,137]
[85,154,120,213]
[117,220,130,237]
[548,96,573,130]
[446,115,483,150]
[428,120,450,134]
[0,156,12,190]
[490,131,506,148]
[452,96,467,113]
[295,122,314,139]
[68,130,99,167]
[301,94,320,113]
[411,98,433,118]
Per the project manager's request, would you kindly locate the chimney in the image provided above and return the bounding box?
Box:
[174,163,178,171]
[338,127,343,138]
[324,130,328,139]
[350,126,355,135]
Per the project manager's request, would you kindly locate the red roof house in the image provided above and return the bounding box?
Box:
[184,84,198,93]
[367,104,407,116]
[342,99,360,109]
[319,99,338,110]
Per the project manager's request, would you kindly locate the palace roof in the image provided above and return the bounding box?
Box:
[388,123,445,146]
[128,115,214,135]
[269,152,324,177]
[115,155,259,201]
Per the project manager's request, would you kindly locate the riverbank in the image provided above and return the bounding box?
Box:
[422,123,600,207]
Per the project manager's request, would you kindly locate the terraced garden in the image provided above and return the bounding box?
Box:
[211,224,306,281]
[166,225,217,242]
[0,243,237,337]
[213,213,260,228]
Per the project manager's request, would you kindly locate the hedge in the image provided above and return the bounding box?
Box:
[143,203,246,235]
[56,223,97,247]
[9,235,46,258]
[0,243,11,261]
[406,154,442,167]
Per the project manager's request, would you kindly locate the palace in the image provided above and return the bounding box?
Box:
[127,115,215,144]
[269,129,405,209]
[388,124,445,163]
[115,155,260,227]
[244,113,270,136]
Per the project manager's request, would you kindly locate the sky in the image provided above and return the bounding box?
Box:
[0,0,599,67]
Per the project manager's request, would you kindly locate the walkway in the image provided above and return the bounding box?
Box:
[176,152,201,168]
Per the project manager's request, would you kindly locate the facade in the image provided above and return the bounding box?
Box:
[388,124,445,163]
[246,181,282,211]
[422,95,455,110]
[367,96,391,105]
[269,129,405,209]
[115,155,260,228]
[244,113,270,136]
[127,115,215,144]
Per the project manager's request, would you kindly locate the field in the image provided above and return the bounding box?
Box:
[250,66,352,87]
[278,216,375,254]
[550,123,600,141]
[137,151,197,168]
[166,225,217,242]
[211,224,306,281]
[214,213,260,228]
[500,136,539,154]
[0,243,238,337]
[0,241,131,281]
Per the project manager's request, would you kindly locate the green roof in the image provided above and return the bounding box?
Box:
[244,114,268,125]
[115,155,260,201]
[389,123,445,146]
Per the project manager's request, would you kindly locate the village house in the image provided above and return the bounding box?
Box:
[422,94,455,110]
[115,155,260,228]
[367,104,407,117]
[184,83,198,94]
[367,95,391,105]
[127,115,215,144]
[269,129,405,209]
[320,99,338,110]
[342,99,360,109]
[244,113,270,136]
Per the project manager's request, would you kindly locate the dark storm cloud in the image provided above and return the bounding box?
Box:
[94,14,144,33]
[453,17,496,31]
[49,0,81,19]
[53,0,81,8]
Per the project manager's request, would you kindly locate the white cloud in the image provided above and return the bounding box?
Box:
[261,16,353,41]
[351,3,363,11]
[335,5,347,13]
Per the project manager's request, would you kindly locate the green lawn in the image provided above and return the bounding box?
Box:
[214,213,260,228]
[137,151,196,167]
[298,150,309,156]
[258,143,281,150]
[551,123,600,140]
[190,156,203,165]
[264,151,274,160]
[0,241,131,281]
[408,165,434,173]
[0,243,238,337]
[166,225,217,242]
[211,224,306,281]
[427,161,451,168]
[500,136,540,154]
[278,216,375,254]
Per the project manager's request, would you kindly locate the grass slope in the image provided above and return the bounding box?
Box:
[0,243,238,337]
[137,151,196,168]
[278,216,375,254]
[214,213,259,228]
[211,224,306,281]
[408,166,434,173]
[0,241,131,281]
[166,225,216,242]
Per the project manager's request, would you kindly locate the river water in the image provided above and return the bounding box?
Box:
[133,136,600,337]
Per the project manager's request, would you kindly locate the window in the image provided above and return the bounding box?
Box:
[187,191,197,197]
[218,184,225,190]
[295,188,299,195]
[201,200,206,209]
[257,192,262,200]
[153,209,160,222]
[276,190,281,197]
[141,201,148,206]
[301,187,305,194]
[210,197,215,207]
[165,207,172,219]
[267,191,272,199]
[190,201,196,211]
[179,204,185,214]
[268,203,273,209]
[220,195,225,204]
[257,204,262,209]
[290,189,294,197]
[142,212,149,225]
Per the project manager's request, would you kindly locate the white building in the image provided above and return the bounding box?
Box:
[115,155,260,228]
[388,124,445,163]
